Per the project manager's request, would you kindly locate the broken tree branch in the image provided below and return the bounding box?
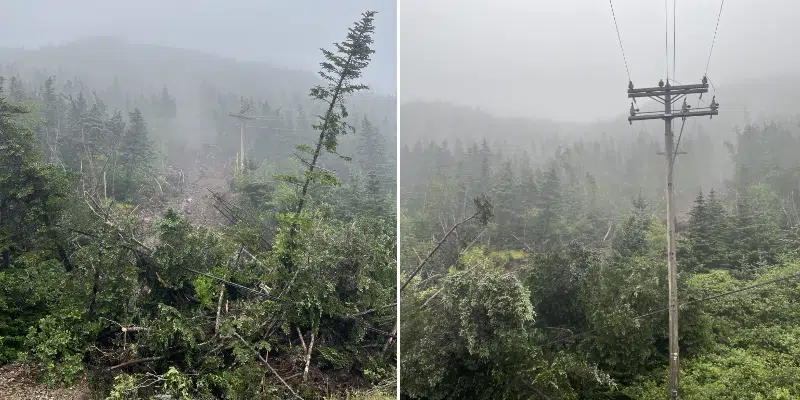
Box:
[302,331,315,382]
[108,356,165,371]
[233,331,303,400]
[400,210,481,293]
[215,284,225,333]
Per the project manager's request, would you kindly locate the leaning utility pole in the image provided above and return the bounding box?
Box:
[627,76,719,400]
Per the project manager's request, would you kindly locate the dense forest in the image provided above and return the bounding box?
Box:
[399,94,800,398]
[0,11,396,400]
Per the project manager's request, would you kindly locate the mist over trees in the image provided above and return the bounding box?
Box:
[0,11,396,400]
[399,94,800,398]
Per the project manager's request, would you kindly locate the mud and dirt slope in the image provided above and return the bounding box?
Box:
[0,364,90,400]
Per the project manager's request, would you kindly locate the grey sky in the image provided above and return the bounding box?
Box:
[0,0,396,95]
[400,0,797,122]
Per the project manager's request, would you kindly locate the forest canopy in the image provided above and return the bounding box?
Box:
[399,103,800,398]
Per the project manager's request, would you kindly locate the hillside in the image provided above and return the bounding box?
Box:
[400,74,800,148]
[400,78,800,399]
[0,12,396,400]
[0,36,397,150]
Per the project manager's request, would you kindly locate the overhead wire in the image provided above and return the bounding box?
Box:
[673,0,677,81]
[182,265,397,338]
[705,0,726,77]
[664,0,670,83]
[539,270,800,348]
[608,0,631,82]
[608,0,648,136]
[70,218,397,339]
[692,0,725,143]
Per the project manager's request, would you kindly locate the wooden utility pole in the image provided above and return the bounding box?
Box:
[228,100,283,171]
[229,98,254,171]
[627,76,719,399]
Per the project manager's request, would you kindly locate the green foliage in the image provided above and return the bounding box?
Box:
[117,108,155,200]
[402,249,573,399]
[311,11,376,155]
[401,120,800,398]
[24,311,91,386]
[0,10,394,399]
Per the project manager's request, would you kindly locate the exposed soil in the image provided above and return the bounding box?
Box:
[132,153,236,247]
[0,364,90,400]
[0,152,237,400]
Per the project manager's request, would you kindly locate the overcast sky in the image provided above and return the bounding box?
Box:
[400,0,797,122]
[0,0,396,95]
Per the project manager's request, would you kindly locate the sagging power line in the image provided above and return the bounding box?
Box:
[64,210,396,340]
[184,266,396,338]
[539,269,800,348]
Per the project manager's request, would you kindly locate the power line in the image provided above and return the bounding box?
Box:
[673,0,677,81]
[182,266,286,303]
[182,265,396,338]
[94,228,397,339]
[608,0,631,81]
[664,0,670,82]
[539,270,800,348]
[705,0,726,75]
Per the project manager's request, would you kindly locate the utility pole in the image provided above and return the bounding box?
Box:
[228,113,254,173]
[627,76,719,400]
[228,99,283,172]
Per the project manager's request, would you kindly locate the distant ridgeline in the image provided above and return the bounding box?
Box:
[0,37,396,173]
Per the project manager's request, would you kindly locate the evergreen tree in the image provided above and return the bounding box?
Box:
[356,116,387,181]
[534,166,563,248]
[106,110,126,199]
[612,193,651,258]
[118,108,154,199]
[479,137,491,193]
[492,160,517,248]
[38,76,62,163]
[285,10,377,249]
[60,92,88,170]
[682,190,731,272]
[157,85,177,119]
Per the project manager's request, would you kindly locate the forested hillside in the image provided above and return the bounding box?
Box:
[399,95,800,398]
[0,11,396,400]
[400,74,800,210]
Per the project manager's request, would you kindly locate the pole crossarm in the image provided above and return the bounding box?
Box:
[629,108,718,122]
[628,82,707,93]
[228,113,256,120]
[627,78,719,124]
[629,87,708,99]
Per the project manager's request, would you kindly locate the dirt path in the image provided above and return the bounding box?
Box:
[0,364,90,400]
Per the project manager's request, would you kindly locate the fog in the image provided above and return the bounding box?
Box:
[400,0,798,122]
[0,0,396,94]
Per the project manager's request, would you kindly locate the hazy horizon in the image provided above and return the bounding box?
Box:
[0,0,396,95]
[400,0,798,123]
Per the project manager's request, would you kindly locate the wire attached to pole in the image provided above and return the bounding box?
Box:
[664,0,670,83]
[608,0,631,82]
[705,0,726,76]
[673,0,677,81]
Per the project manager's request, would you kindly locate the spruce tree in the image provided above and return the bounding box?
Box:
[356,116,386,181]
[285,10,377,249]
[118,108,154,199]
[612,193,651,258]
